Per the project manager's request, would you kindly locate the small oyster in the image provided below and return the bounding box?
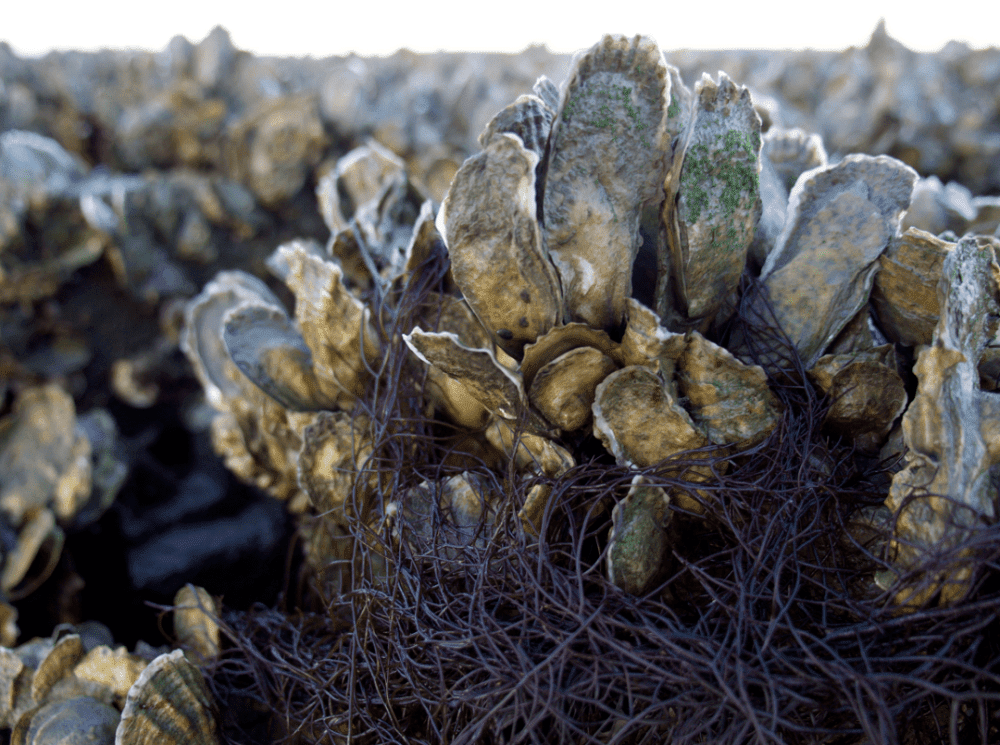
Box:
[115,650,219,745]
[172,585,219,665]
[543,34,670,332]
[478,94,554,159]
[11,696,119,745]
[607,475,672,595]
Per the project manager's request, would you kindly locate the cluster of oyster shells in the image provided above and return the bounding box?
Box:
[0,585,220,745]
[183,33,1000,607]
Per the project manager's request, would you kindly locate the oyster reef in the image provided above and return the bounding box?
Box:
[5,22,1000,745]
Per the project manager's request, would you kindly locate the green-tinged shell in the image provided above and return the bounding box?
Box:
[607,475,671,596]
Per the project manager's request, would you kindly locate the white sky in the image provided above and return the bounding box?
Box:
[2,0,996,58]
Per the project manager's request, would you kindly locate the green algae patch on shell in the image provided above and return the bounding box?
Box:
[669,72,762,327]
[607,475,672,596]
[543,34,670,332]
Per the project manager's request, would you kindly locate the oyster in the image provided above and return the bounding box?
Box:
[884,236,1000,606]
[543,34,670,332]
[11,696,120,745]
[663,71,762,329]
[607,475,672,595]
[115,650,219,745]
[752,154,919,368]
[172,585,220,666]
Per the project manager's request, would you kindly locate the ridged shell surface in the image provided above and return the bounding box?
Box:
[115,650,219,745]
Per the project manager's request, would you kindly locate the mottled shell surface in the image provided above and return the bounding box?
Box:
[607,476,671,596]
[543,34,670,332]
[31,635,83,704]
[478,94,554,159]
[115,650,219,745]
[403,329,525,420]
[297,411,374,519]
[172,585,219,665]
[436,132,563,359]
[886,236,1000,606]
[592,366,706,468]
[528,347,617,433]
[73,646,147,707]
[668,72,762,327]
[756,154,918,368]
[871,227,954,346]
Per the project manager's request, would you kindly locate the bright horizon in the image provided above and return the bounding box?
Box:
[3,1,996,59]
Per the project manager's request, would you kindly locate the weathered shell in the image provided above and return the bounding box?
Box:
[403,329,525,420]
[871,227,954,346]
[885,236,1000,606]
[761,127,827,192]
[31,635,83,704]
[0,385,91,527]
[593,366,706,468]
[543,34,670,332]
[528,346,618,433]
[753,154,919,368]
[676,332,782,447]
[615,299,687,372]
[607,475,671,596]
[435,131,563,358]
[478,94,554,159]
[519,323,619,392]
[667,71,762,327]
[73,646,147,707]
[0,646,28,728]
[0,601,19,648]
[172,586,219,665]
[222,303,335,412]
[2,508,64,600]
[12,696,119,745]
[809,345,907,452]
[317,140,405,237]
[267,239,381,409]
[400,200,449,292]
[532,75,560,112]
[115,650,219,745]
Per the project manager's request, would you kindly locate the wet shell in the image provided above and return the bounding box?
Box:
[528,346,617,432]
[172,585,219,665]
[436,131,563,359]
[543,34,670,332]
[12,696,119,745]
[607,475,671,596]
[115,650,219,745]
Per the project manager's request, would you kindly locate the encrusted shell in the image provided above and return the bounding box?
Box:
[592,366,707,469]
[115,650,219,745]
[479,94,554,159]
[666,72,762,328]
[527,347,617,432]
[543,34,670,332]
[607,475,671,596]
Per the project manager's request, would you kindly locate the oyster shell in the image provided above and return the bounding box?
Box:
[543,34,670,332]
[871,227,954,347]
[115,650,219,745]
[665,71,762,328]
[435,131,562,359]
[172,585,219,666]
[12,696,119,745]
[528,346,617,433]
[753,154,919,368]
[478,94,554,159]
[607,475,672,595]
[885,236,1000,606]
